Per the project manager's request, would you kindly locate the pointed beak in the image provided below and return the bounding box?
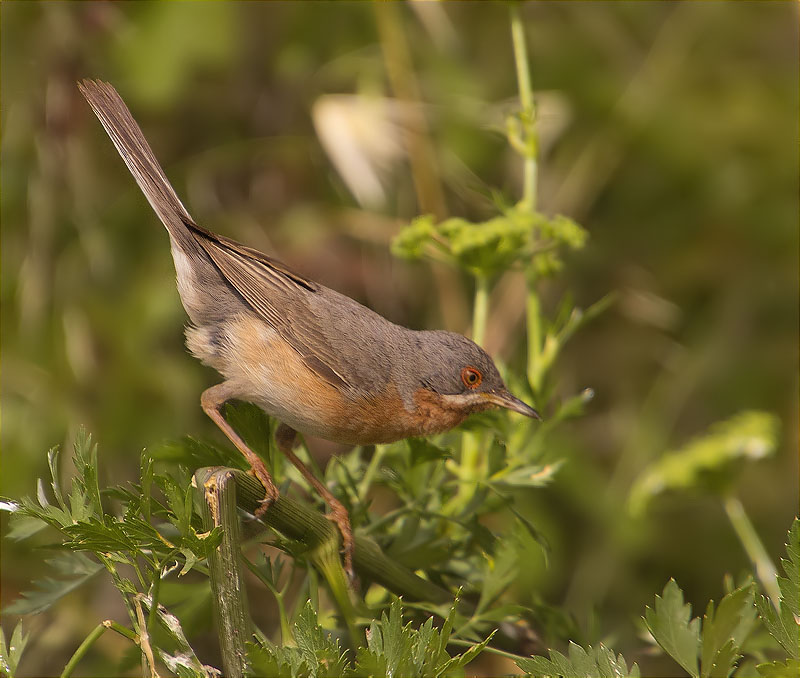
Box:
[483,390,541,420]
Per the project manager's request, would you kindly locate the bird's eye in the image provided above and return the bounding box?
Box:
[461,366,482,389]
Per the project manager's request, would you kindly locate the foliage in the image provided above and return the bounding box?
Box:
[246,599,494,678]
[629,411,780,515]
[516,642,640,678]
[1,2,796,677]
[391,208,586,279]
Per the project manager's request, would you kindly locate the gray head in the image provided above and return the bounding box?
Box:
[412,331,540,418]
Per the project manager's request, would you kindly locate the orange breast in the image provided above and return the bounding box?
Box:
[188,313,472,446]
[324,386,471,445]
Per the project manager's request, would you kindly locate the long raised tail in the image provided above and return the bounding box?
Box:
[78,79,195,249]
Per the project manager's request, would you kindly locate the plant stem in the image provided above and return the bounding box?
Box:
[526,279,543,395]
[510,2,537,211]
[511,3,544,398]
[60,622,108,678]
[194,467,454,606]
[472,274,490,346]
[200,469,252,678]
[723,496,781,609]
[447,274,491,513]
[59,620,139,678]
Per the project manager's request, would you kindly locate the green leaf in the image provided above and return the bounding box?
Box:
[292,601,349,677]
[0,621,29,678]
[704,639,740,678]
[391,214,437,260]
[757,595,800,660]
[406,438,451,466]
[246,641,297,678]
[516,642,640,677]
[72,428,102,515]
[434,630,495,677]
[756,519,800,660]
[701,583,755,677]
[4,512,47,541]
[644,579,701,677]
[475,537,519,616]
[778,519,799,617]
[629,412,779,515]
[756,658,800,677]
[490,461,563,488]
[3,552,103,615]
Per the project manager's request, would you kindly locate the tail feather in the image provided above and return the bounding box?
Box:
[78,79,193,244]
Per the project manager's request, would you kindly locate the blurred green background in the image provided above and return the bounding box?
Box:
[1,1,797,675]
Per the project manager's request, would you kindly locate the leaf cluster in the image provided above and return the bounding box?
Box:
[629,411,780,515]
[639,519,799,678]
[247,599,492,678]
[391,207,586,279]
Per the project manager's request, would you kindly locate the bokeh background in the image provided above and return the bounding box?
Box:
[2,1,797,675]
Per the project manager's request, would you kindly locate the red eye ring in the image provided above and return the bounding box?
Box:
[461,366,482,389]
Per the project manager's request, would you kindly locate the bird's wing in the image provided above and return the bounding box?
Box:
[185,220,352,389]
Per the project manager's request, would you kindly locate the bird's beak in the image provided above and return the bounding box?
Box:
[483,390,541,420]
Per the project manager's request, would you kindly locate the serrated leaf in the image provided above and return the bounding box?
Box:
[292,601,349,677]
[4,513,47,541]
[72,429,102,514]
[516,642,639,678]
[246,642,296,678]
[778,519,799,617]
[3,553,103,615]
[595,644,641,678]
[644,579,701,677]
[378,600,416,678]
[701,583,755,677]
[0,621,29,678]
[756,596,799,660]
[434,630,495,677]
[705,639,740,678]
[755,658,800,677]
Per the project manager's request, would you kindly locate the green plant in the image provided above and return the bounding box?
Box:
[2,4,794,677]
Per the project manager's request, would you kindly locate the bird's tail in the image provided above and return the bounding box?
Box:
[78,79,195,247]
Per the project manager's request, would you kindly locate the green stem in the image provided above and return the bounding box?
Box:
[526,280,543,395]
[242,556,293,645]
[510,2,537,211]
[472,274,490,346]
[60,621,137,678]
[445,273,491,512]
[60,623,108,678]
[194,467,453,606]
[723,496,781,609]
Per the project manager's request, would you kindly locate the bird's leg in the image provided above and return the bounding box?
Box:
[201,383,279,517]
[275,423,355,582]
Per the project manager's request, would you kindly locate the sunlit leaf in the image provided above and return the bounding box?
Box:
[644,579,701,677]
[629,412,779,515]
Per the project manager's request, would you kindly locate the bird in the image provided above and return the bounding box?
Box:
[78,79,540,580]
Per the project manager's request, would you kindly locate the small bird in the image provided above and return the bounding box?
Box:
[78,80,540,579]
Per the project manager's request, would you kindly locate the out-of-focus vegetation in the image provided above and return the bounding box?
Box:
[1,2,797,676]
